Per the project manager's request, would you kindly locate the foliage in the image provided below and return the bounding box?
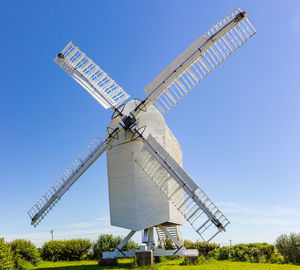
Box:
[41,239,92,261]
[276,233,300,264]
[182,240,286,265]
[214,243,278,263]
[0,238,14,270]
[92,234,117,259]
[64,239,92,261]
[10,239,41,267]
[41,241,65,261]
[270,253,285,264]
[92,234,139,259]
[155,256,168,263]
[207,247,219,259]
[14,255,35,270]
[164,238,176,250]
[184,240,219,256]
[80,252,94,260]
[123,238,139,252]
[180,255,206,265]
[217,246,232,260]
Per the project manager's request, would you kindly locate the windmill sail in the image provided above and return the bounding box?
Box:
[54,42,130,109]
[135,134,229,242]
[28,136,108,227]
[144,8,256,115]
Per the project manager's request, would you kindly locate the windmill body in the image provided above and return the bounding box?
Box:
[107,101,184,231]
[27,7,257,260]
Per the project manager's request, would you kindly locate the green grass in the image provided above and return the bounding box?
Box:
[34,259,300,270]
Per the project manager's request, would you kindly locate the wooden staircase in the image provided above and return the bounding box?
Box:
[156,225,182,248]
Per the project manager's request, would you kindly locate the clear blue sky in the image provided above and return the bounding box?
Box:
[1,0,300,247]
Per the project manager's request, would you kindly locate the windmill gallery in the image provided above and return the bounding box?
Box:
[27,8,256,261]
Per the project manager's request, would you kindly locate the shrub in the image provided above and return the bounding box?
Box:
[182,240,278,264]
[41,239,92,261]
[41,240,65,261]
[0,239,14,270]
[270,253,285,264]
[93,234,139,259]
[276,233,300,264]
[80,252,94,260]
[154,256,167,263]
[180,255,206,265]
[123,239,139,252]
[14,255,35,270]
[64,239,92,261]
[93,234,118,259]
[216,243,276,263]
[10,239,41,266]
[184,240,219,257]
[218,246,232,260]
[164,238,176,250]
[208,248,219,259]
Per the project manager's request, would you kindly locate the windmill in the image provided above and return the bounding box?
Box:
[27,8,256,259]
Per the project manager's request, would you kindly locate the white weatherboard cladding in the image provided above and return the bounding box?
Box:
[106,101,184,231]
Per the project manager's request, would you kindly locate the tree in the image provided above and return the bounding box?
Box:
[275,233,300,264]
[93,234,139,259]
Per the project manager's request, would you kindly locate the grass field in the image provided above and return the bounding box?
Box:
[34,258,300,270]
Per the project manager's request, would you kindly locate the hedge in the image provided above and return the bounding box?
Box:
[41,239,92,261]
[210,243,284,264]
[184,240,219,256]
[182,241,284,264]
[0,239,14,270]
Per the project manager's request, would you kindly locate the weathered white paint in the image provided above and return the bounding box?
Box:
[106,100,184,231]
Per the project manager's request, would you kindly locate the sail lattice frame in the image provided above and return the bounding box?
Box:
[54,42,130,109]
[145,8,257,115]
[28,136,107,227]
[136,134,230,242]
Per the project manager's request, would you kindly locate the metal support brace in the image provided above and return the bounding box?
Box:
[113,230,136,256]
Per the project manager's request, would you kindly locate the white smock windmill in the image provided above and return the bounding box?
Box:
[28,8,256,259]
